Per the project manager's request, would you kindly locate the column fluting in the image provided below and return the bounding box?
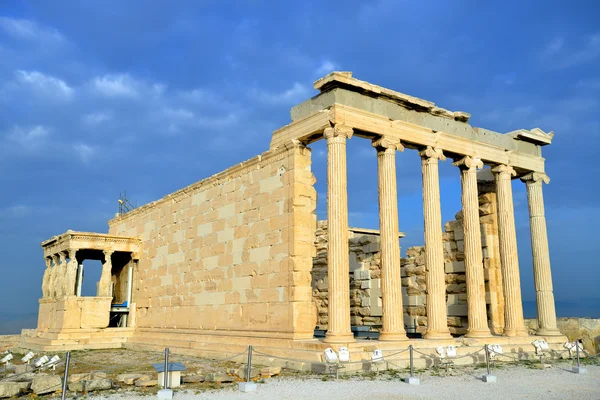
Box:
[420,146,452,339]
[521,172,561,336]
[323,124,355,344]
[373,136,407,341]
[493,165,528,336]
[453,156,492,337]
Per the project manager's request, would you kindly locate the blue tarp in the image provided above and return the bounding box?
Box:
[152,362,186,372]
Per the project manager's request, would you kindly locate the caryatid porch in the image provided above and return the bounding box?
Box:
[38,231,140,331]
[275,72,563,342]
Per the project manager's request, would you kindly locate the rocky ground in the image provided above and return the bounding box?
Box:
[0,347,598,399]
[87,363,600,400]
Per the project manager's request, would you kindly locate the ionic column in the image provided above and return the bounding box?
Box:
[76,262,84,297]
[492,165,528,336]
[323,124,355,344]
[56,252,67,298]
[453,156,491,337]
[421,147,451,339]
[521,172,561,336]
[98,250,114,297]
[64,249,79,297]
[372,136,407,341]
[49,255,59,298]
[41,258,52,298]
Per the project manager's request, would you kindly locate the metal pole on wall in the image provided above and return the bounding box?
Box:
[61,351,71,400]
[245,345,253,382]
[163,348,169,389]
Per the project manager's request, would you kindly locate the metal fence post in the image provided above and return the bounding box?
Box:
[409,345,414,378]
[482,345,496,383]
[246,345,253,382]
[485,345,491,376]
[404,345,419,385]
[61,351,70,400]
[163,348,169,389]
[576,340,581,369]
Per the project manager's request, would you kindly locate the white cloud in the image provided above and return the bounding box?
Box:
[0,205,31,218]
[542,33,600,69]
[251,82,311,105]
[73,143,96,164]
[6,125,50,150]
[91,74,140,97]
[90,74,165,99]
[543,37,564,56]
[0,17,64,43]
[315,60,338,76]
[83,111,112,125]
[16,70,74,99]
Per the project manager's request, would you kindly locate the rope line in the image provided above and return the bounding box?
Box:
[252,348,409,366]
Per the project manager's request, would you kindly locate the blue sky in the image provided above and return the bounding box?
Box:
[0,1,598,333]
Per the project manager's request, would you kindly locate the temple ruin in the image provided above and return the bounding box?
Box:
[22,72,566,367]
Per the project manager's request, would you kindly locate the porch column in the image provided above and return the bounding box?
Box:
[372,136,407,341]
[42,258,52,298]
[56,252,67,298]
[65,249,79,296]
[492,165,527,336]
[49,255,59,298]
[453,156,491,337]
[76,262,84,297]
[98,250,114,297]
[520,172,561,336]
[323,124,355,344]
[420,146,452,339]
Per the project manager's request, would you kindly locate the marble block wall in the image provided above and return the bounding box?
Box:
[312,178,504,335]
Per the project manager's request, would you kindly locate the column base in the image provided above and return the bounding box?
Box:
[323,332,355,344]
[503,328,529,337]
[465,329,493,338]
[535,328,563,337]
[378,331,408,341]
[423,330,452,340]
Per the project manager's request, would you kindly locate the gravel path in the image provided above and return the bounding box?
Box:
[88,364,600,400]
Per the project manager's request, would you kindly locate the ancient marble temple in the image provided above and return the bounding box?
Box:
[22,72,565,368]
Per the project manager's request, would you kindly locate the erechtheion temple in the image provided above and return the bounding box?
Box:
[22,72,566,368]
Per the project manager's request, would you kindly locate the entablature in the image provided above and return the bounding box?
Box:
[41,230,141,259]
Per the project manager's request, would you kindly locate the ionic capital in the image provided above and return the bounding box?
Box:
[372,136,404,153]
[419,146,446,161]
[520,171,550,184]
[492,164,516,177]
[323,124,353,140]
[453,156,483,171]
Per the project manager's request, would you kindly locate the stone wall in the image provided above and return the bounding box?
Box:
[526,318,600,355]
[312,222,390,330]
[312,173,505,335]
[108,143,317,339]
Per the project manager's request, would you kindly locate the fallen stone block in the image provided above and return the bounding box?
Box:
[117,373,152,385]
[31,374,62,395]
[205,373,234,383]
[237,366,259,379]
[0,381,30,398]
[3,371,36,382]
[260,367,281,377]
[135,379,157,387]
[182,375,205,383]
[85,378,113,391]
[69,371,108,383]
